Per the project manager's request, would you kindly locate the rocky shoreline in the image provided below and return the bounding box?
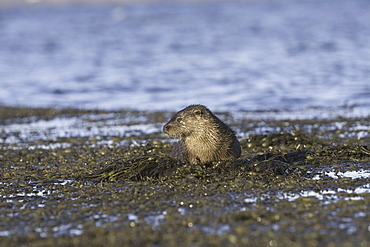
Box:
[0,106,369,246]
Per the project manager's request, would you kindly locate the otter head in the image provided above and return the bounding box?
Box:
[163,104,213,138]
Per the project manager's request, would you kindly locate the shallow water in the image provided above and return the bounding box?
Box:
[1,0,370,113]
[2,109,369,149]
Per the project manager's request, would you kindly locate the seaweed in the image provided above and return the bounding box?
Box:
[0,106,369,247]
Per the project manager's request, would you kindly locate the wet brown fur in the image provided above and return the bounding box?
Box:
[163,104,241,165]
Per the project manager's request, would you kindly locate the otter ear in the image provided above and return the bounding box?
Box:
[194,109,203,117]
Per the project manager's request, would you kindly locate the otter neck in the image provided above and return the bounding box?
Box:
[184,127,223,164]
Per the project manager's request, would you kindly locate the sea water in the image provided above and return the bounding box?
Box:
[0,0,369,113]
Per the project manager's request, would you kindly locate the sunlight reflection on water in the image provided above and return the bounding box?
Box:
[0,0,369,112]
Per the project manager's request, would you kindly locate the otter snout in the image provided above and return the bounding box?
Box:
[162,123,171,135]
[163,121,181,137]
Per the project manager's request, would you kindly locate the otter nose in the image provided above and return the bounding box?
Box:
[163,124,170,134]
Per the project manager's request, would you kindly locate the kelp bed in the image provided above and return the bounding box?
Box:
[0,106,369,247]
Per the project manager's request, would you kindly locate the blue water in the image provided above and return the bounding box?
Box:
[0,0,370,112]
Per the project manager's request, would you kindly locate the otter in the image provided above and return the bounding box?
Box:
[163,104,241,165]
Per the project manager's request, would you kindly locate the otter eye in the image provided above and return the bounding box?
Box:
[176,117,182,123]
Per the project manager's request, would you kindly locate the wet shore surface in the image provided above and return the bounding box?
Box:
[0,106,369,246]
